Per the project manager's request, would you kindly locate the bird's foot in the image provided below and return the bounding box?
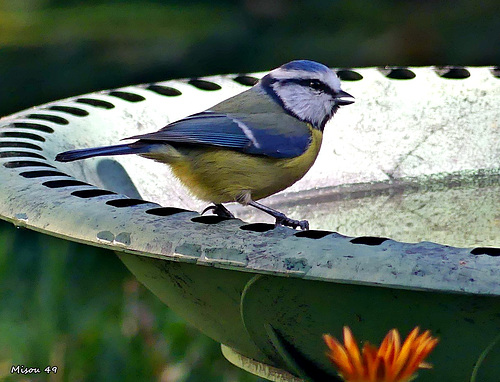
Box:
[247,200,309,230]
[202,203,235,219]
[275,213,309,231]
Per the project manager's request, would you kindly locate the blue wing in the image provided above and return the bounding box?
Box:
[126,111,311,159]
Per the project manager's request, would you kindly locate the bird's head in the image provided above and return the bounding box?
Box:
[260,60,354,130]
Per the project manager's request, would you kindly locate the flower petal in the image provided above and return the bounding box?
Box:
[400,335,439,379]
[343,327,365,377]
[363,343,382,381]
[392,327,420,378]
[323,334,355,377]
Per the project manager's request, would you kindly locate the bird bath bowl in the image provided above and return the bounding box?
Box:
[0,66,499,381]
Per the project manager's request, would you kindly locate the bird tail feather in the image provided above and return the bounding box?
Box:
[55,143,149,162]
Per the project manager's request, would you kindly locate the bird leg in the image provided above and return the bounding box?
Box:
[248,200,309,230]
[202,203,235,219]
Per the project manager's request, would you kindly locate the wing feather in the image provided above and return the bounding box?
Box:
[126,109,311,159]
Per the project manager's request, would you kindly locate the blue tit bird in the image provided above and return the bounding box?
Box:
[56,60,354,230]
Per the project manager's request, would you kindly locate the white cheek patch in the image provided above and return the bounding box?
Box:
[273,83,334,128]
[233,118,261,148]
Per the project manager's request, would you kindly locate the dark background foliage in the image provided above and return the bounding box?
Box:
[0,0,498,380]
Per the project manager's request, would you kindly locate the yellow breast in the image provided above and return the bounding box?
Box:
[168,127,323,204]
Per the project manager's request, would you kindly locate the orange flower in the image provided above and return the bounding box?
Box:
[323,327,438,382]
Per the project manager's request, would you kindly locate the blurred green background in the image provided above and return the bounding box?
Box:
[0,0,498,381]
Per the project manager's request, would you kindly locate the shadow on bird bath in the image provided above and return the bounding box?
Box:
[96,159,143,199]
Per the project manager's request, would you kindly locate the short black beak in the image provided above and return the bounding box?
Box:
[335,89,355,106]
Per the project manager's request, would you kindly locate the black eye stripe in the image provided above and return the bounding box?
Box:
[280,78,334,95]
[308,79,323,89]
[304,79,328,92]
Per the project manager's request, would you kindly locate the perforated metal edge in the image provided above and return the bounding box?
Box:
[0,66,499,296]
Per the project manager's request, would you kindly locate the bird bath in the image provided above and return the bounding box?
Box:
[0,66,499,381]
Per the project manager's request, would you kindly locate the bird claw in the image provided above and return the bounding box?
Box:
[202,204,235,219]
[275,216,309,231]
[203,202,308,230]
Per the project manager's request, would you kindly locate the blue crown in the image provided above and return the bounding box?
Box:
[280,60,331,74]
